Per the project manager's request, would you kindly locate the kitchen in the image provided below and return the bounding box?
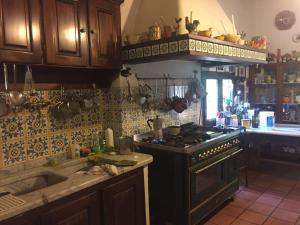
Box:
[0,0,300,225]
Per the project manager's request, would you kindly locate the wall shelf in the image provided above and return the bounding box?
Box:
[122,34,267,66]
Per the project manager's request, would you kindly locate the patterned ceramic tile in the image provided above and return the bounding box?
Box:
[213,44,218,54]
[3,140,26,166]
[202,42,208,52]
[28,136,49,160]
[208,43,213,53]
[49,115,68,132]
[232,47,237,57]
[241,49,245,57]
[169,41,178,53]
[1,116,25,141]
[218,45,224,55]
[224,46,229,55]
[152,45,160,56]
[196,40,202,52]
[143,46,151,57]
[179,40,188,52]
[136,47,144,58]
[228,47,233,56]
[50,133,69,155]
[236,48,241,57]
[27,112,47,136]
[70,130,86,146]
[69,114,85,128]
[129,49,136,59]
[189,39,196,51]
[86,112,101,126]
[160,43,169,54]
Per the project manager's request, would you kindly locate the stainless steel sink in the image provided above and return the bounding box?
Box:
[1,171,67,196]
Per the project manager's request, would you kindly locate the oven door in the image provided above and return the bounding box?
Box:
[189,148,242,208]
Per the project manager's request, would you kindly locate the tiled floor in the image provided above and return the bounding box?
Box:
[206,162,300,225]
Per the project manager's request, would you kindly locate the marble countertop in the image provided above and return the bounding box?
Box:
[0,152,153,222]
[247,124,300,137]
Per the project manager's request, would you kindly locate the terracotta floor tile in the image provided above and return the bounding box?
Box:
[238,210,268,224]
[236,190,261,202]
[285,193,300,202]
[267,185,292,195]
[209,212,236,225]
[255,194,282,207]
[290,187,300,196]
[203,222,216,225]
[264,217,294,225]
[220,204,245,218]
[271,208,300,223]
[231,218,256,225]
[249,202,275,215]
[230,197,253,209]
[273,178,296,187]
[264,190,287,198]
[297,218,300,225]
[278,199,300,214]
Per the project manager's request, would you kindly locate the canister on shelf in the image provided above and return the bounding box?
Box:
[241,119,251,129]
[119,136,133,155]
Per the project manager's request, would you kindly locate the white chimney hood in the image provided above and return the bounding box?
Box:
[121,0,267,66]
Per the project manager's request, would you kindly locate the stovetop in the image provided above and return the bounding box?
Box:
[134,124,244,154]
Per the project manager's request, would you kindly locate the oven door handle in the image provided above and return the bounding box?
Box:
[192,148,243,175]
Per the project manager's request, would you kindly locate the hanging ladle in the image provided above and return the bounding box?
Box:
[9,64,26,106]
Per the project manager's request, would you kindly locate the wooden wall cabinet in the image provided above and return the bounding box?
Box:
[2,169,146,225]
[42,0,121,69]
[0,0,122,69]
[42,0,89,66]
[0,0,43,63]
[88,0,121,68]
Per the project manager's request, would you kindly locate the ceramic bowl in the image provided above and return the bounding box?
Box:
[225,34,241,43]
[127,34,141,45]
[199,30,212,38]
[214,35,225,41]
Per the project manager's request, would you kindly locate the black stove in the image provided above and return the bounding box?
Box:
[134,123,245,225]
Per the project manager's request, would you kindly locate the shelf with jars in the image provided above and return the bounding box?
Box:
[249,51,300,124]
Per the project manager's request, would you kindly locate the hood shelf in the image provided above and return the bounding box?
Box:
[122,34,267,66]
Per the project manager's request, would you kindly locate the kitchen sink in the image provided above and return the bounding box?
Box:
[1,171,68,196]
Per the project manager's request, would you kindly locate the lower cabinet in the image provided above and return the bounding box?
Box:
[1,213,38,225]
[40,192,100,225]
[1,168,146,225]
[101,170,146,225]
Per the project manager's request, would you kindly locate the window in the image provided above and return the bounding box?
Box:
[203,75,234,124]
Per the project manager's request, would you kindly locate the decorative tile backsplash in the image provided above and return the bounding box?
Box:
[0,81,200,168]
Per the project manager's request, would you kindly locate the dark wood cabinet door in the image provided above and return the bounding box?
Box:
[40,192,100,225]
[0,0,42,63]
[88,0,121,69]
[101,170,146,225]
[42,0,89,66]
[2,213,37,225]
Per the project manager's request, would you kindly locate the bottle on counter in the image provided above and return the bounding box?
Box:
[105,128,114,148]
[92,132,101,153]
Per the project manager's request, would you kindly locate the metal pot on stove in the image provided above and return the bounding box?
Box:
[147,115,163,139]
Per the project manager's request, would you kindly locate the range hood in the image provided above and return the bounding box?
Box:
[122,34,267,66]
[121,0,267,66]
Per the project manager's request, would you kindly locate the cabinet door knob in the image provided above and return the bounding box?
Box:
[80,28,87,33]
[90,30,95,34]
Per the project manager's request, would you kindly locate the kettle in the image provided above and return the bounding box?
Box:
[147,116,163,139]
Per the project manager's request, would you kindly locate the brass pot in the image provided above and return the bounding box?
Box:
[149,25,161,41]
